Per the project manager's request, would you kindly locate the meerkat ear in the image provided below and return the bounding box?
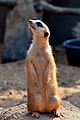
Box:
[44,32,49,37]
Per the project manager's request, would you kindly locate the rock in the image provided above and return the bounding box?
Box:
[2,0,36,62]
[75,80,80,85]
[2,27,31,62]
[0,101,80,120]
[65,92,80,108]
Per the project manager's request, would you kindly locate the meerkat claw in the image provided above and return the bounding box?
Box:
[52,111,60,117]
[32,112,40,118]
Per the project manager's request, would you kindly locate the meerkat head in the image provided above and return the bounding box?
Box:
[29,19,50,40]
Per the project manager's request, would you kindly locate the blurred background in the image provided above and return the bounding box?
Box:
[0,0,80,64]
[0,0,80,114]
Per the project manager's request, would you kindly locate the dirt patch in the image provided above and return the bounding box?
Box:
[0,44,80,119]
[0,60,80,109]
[0,101,80,120]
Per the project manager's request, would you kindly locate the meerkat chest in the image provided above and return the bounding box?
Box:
[36,52,45,62]
[32,50,47,73]
[36,51,47,65]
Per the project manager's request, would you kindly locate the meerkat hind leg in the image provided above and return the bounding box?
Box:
[44,63,60,117]
[26,61,45,113]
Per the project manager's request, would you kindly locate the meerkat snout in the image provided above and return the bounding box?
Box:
[29,19,36,30]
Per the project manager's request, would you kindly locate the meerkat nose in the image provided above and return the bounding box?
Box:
[29,19,33,23]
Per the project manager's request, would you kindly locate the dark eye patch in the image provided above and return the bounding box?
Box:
[44,32,49,37]
[36,22,43,27]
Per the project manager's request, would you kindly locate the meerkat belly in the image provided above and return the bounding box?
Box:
[32,53,47,90]
[27,53,47,112]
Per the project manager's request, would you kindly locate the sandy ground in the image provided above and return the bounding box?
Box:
[0,101,80,120]
[0,59,80,110]
[0,46,80,120]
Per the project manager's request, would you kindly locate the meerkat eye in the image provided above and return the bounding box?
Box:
[44,32,49,37]
[36,22,43,27]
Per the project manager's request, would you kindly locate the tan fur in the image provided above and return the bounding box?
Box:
[25,20,60,114]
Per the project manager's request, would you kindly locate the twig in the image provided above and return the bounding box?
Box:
[36,1,80,16]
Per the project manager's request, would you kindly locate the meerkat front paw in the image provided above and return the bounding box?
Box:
[52,110,60,117]
[32,112,40,118]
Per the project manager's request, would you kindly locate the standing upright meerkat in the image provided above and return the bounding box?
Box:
[25,19,60,118]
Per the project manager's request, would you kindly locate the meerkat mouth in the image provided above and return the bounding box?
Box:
[29,20,36,30]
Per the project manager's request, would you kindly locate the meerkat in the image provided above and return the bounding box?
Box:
[25,19,60,118]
